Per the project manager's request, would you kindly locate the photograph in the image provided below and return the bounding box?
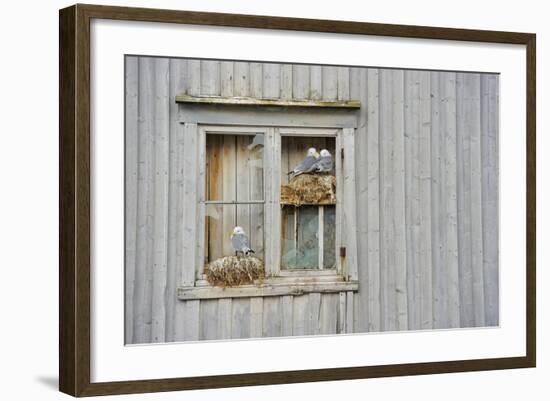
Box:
[124,56,500,344]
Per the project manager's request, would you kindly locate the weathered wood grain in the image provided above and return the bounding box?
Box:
[133,57,155,343]
[262,63,280,99]
[220,61,234,97]
[170,59,188,341]
[234,62,250,97]
[126,57,500,344]
[231,298,250,339]
[366,68,381,332]
[150,58,170,343]
[481,74,499,326]
[217,298,232,339]
[124,56,138,344]
[200,60,220,96]
[200,299,218,340]
[322,66,338,100]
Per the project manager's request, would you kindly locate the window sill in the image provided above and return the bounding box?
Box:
[177,276,358,301]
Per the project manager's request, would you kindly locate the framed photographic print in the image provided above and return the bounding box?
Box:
[59,3,536,397]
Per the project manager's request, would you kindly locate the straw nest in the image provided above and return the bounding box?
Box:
[280,173,336,206]
[205,256,265,287]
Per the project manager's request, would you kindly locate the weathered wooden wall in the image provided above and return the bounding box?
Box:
[125,56,499,344]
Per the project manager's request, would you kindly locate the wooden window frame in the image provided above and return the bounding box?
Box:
[176,97,360,300]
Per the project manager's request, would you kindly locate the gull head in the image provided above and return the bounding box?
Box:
[233,226,245,235]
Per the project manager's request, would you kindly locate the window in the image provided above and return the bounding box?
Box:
[176,97,359,300]
[280,135,337,270]
[204,131,265,265]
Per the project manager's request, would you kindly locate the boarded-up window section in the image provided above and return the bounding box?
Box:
[205,133,264,265]
[280,136,336,270]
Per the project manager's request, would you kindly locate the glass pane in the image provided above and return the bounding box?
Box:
[206,133,264,202]
[323,206,336,269]
[280,135,337,270]
[205,203,264,265]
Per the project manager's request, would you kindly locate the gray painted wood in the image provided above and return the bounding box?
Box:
[133,57,155,344]
[217,298,232,339]
[169,59,188,342]
[366,68,381,332]
[200,60,220,96]
[200,299,218,340]
[263,63,280,99]
[126,57,500,344]
[481,74,499,326]
[150,58,170,343]
[125,56,138,344]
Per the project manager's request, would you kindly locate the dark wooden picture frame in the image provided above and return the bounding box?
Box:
[59,3,536,397]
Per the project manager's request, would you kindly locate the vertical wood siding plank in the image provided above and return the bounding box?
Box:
[217,298,232,339]
[310,66,323,100]
[171,60,188,341]
[263,63,280,99]
[379,69,397,331]
[345,291,354,333]
[456,73,474,327]
[281,295,294,336]
[481,74,499,326]
[322,66,338,101]
[338,292,347,333]
[183,300,200,341]
[250,63,263,99]
[220,61,234,97]
[250,298,264,338]
[234,62,250,97]
[262,298,282,337]
[418,71,433,330]
[180,63,200,352]
[187,60,201,96]
[443,73,461,328]
[319,294,338,334]
[292,295,308,336]
[280,64,293,99]
[354,68,369,333]
[306,293,322,335]
[150,58,170,343]
[200,60,220,96]
[231,299,251,339]
[292,64,310,100]
[392,70,409,331]
[404,70,422,330]
[200,299,219,340]
[430,71,446,329]
[133,57,155,343]
[367,69,381,332]
[125,56,138,344]
[468,74,486,327]
[349,67,361,101]
[337,67,350,101]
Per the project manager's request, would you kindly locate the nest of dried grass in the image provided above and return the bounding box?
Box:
[205,256,265,287]
[280,173,336,206]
